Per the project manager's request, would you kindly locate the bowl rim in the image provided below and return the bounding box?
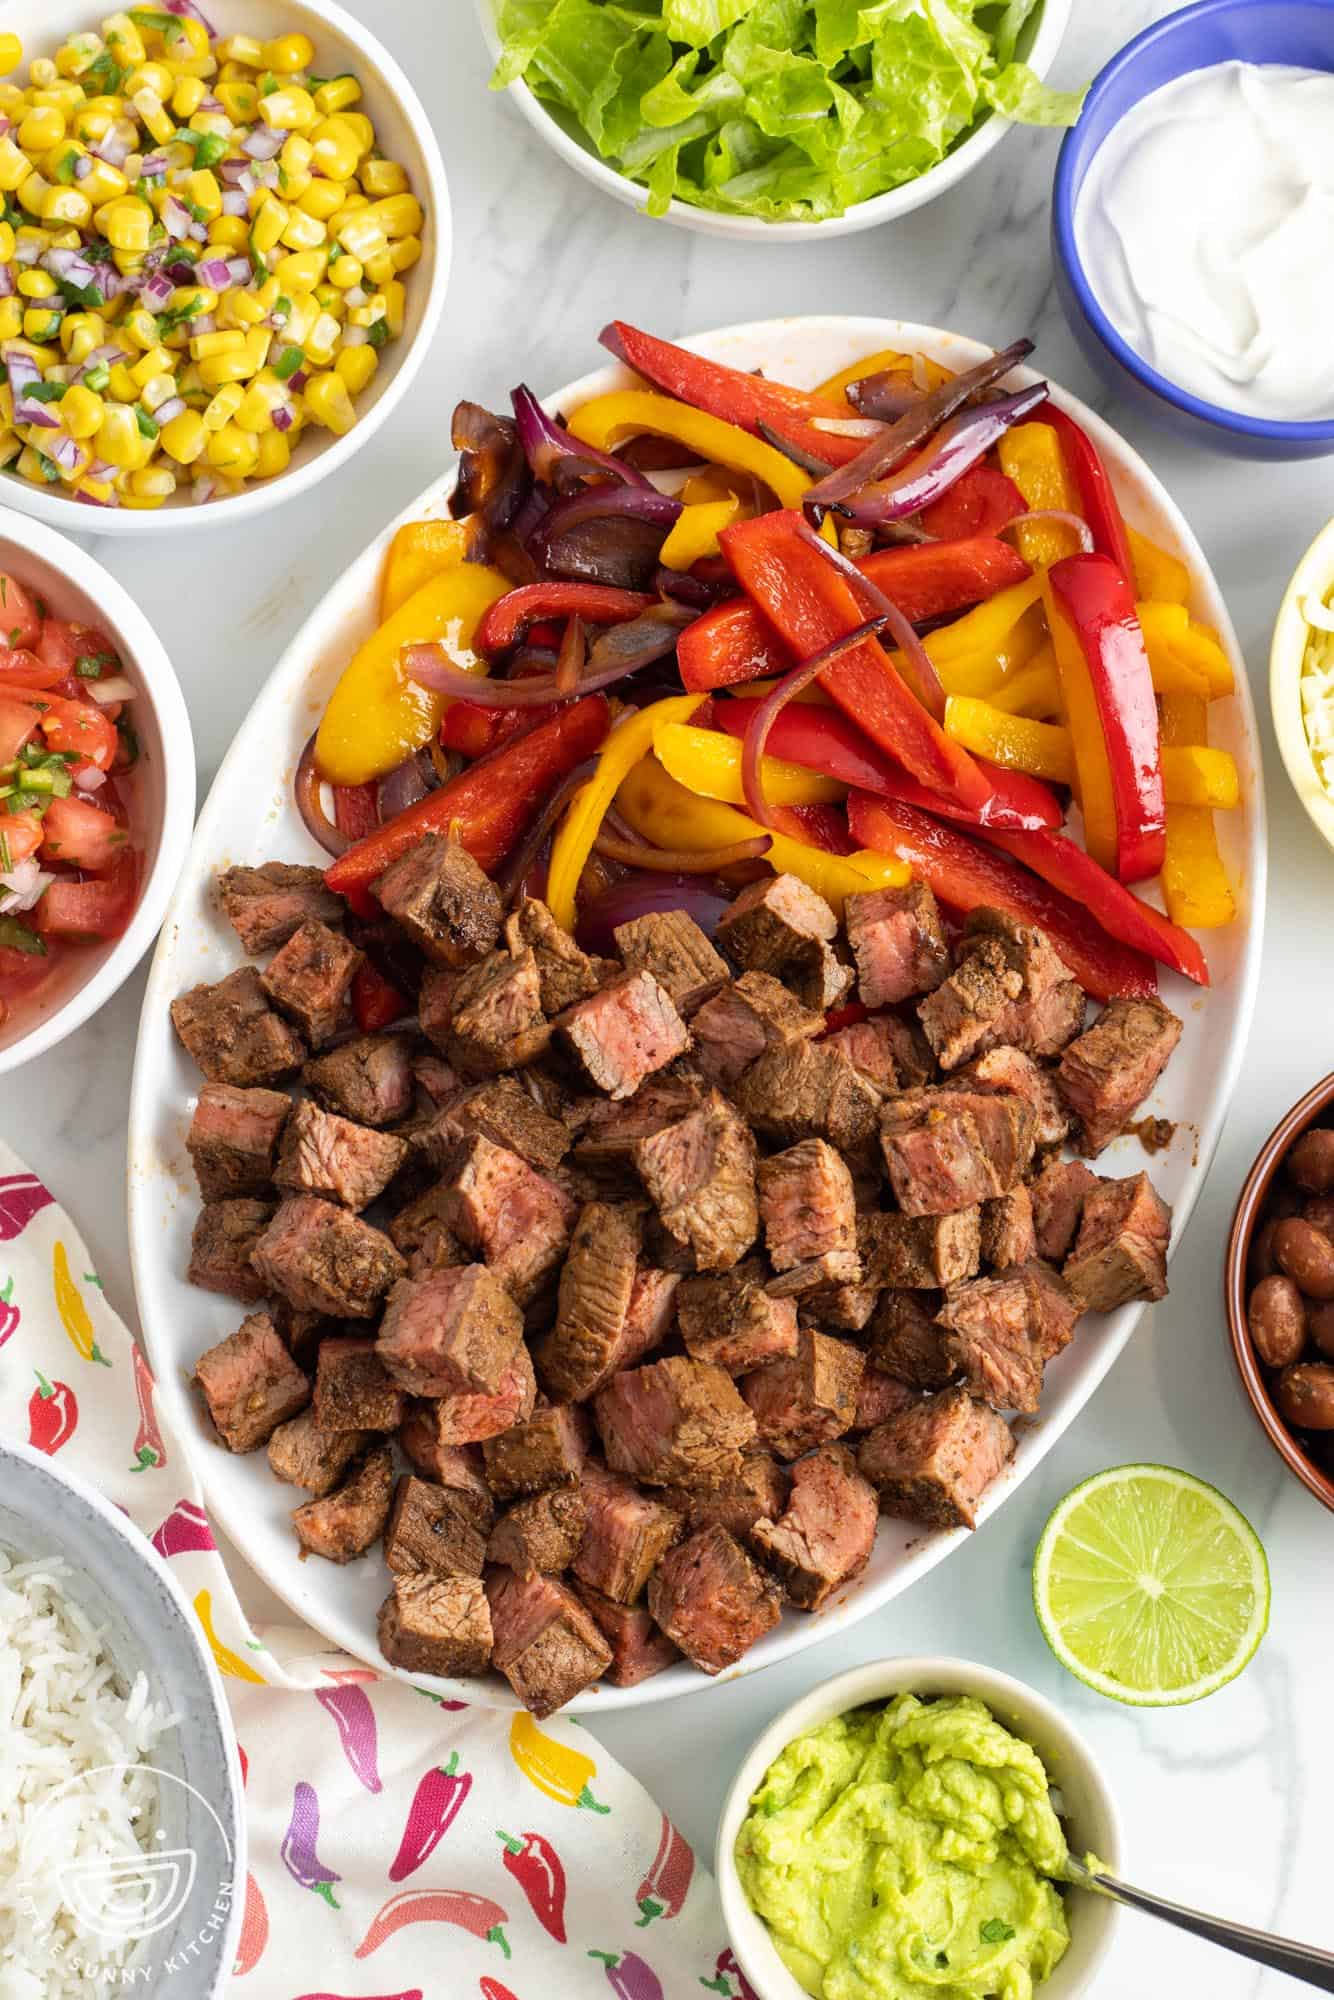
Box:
[474,0,1073,240]
[1268,513,1334,854]
[1224,1071,1334,1515]
[0,0,451,537]
[714,1655,1123,2000]
[1052,0,1334,445]
[0,505,195,1075]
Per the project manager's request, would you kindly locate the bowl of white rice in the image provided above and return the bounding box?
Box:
[0,1440,243,1997]
[1272,514,1334,855]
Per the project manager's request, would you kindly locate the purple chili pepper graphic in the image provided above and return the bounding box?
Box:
[282,1781,341,1909]
[0,1174,52,1241]
[151,1499,215,1559]
[588,1951,664,2000]
[316,1684,382,1795]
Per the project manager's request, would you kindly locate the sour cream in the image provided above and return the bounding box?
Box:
[1074,61,1334,423]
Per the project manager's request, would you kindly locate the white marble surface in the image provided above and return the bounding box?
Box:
[6,1,1334,1992]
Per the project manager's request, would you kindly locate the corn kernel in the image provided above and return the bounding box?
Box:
[369,193,423,241]
[127,344,167,387]
[243,326,272,370]
[253,426,290,478]
[105,360,138,402]
[216,286,263,330]
[206,421,258,475]
[313,75,361,117]
[362,248,393,288]
[16,444,53,486]
[383,279,406,338]
[120,308,160,352]
[250,195,288,255]
[280,133,313,177]
[60,383,104,438]
[21,306,62,342]
[202,380,243,429]
[335,343,377,397]
[259,86,316,133]
[264,33,315,74]
[190,328,244,360]
[302,368,354,435]
[61,312,104,363]
[0,33,21,76]
[0,137,28,191]
[214,34,265,67]
[235,371,284,431]
[171,75,206,119]
[129,463,176,499]
[387,235,422,277]
[0,222,12,263]
[17,270,56,300]
[16,172,51,219]
[340,113,374,155]
[197,348,254,387]
[79,159,129,204]
[313,281,339,314]
[41,185,92,228]
[308,115,358,183]
[0,298,23,341]
[282,294,318,344]
[360,157,408,199]
[101,198,151,251]
[19,105,65,152]
[334,209,385,264]
[94,401,142,467]
[327,252,362,289]
[216,79,258,123]
[185,167,222,219]
[338,190,369,214]
[207,214,248,251]
[139,373,177,414]
[297,176,345,223]
[131,88,174,145]
[187,108,229,137]
[160,405,207,462]
[303,310,340,366]
[273,247,326,293]
[76,473,114,503]
[101,15,146,64]
[280,206,325,252]
[28,55,59,88]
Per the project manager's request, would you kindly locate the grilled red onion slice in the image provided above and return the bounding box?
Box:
[811,383,1050,529]
[793,518,948,720]
[294,733,350,857]
[511,383,651,492]
[528,484,682,590]
[450,401,530,537]
[407,604,691,706]
[756,422,836,477]
[594,828,771,871]
[376,746,441,823]
[5,349,58,429]
[740,613,890,827]
[496,756,599,906]
[577,872,735,954]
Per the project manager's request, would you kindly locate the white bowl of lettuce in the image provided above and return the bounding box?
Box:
[478,0,1080,237]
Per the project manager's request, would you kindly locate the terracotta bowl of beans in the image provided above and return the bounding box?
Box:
[1226,1073,1334,1514]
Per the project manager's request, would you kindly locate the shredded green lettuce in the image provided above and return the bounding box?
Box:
[490,0,1084,222]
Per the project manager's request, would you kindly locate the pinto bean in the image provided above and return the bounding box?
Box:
[1247,1277,1308,1369]
[1303,1194,1334,1236]
[1309,1303,1334,1362]
[1249,1218,1280,1281]
[1273,1218,1334,1301]
[1276,1362,1334,1431]
[1287,1127,1334,1195]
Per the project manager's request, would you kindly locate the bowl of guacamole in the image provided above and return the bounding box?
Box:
[717,1658,1120,2000]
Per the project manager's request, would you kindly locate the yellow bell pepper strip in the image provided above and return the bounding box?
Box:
[52,1240,108,1367]
[1127,526,1190,607]
[813,348,953,401]
[1161,746,1240,810]
[1160,689,1237,928]
[546,693,707,932]
[654,720,846,809]
[986,651,1063,718]
[946,693,1239,806]
[617,754,910,913]
[509,1712,608,1813]
[1136,603,1234,697]
[379,518,476,620]
[567,391,825,522]
[658,493,742,570]
[922,574,1044,665]
[997,421,1084,566]
[314,565,510,787]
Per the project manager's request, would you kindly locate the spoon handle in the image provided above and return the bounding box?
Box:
[1069,1862,1334,1990]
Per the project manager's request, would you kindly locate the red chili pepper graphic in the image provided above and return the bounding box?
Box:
[699,1950,760,2000]
[635,1812,694,1926]
[233,1871,268,1977]
[281,1781,341,1909]
[0,1275,18,1350]
[238,1745,249,1787]
[589,1950,664,2000]
[0,1172,52,1240]
[388,1750,471,1881]
[27,1371,76,1455]
[129,1342,166,1471]
[316,1684,382,1794]
[151,1498,215,1559]
[495,1828,566,1943]
[480,1983,521,2000]
[355,1891,510,1960]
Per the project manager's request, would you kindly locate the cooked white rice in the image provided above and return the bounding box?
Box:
[0,1548,176,1997]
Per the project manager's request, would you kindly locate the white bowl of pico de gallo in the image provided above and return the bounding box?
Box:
[0,507,192,1071]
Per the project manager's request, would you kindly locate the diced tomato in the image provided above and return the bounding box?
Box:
[919,464,1027,540]
[0,697,39,763]
[0,810,44,866]
[41,793,129,873]
[30,692,119,771]
[0,574,42,651]
[0,648,64,690]
[36,848,138,938]
[0,946,51,1003]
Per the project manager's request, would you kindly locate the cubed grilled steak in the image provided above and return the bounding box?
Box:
[171,966,306,1087]
[732,1039,884,1166]
[275,1100,407,1211]
[572,1077,701,1192]
[267,1407,372,1495]
[851,1367,920,1433]
[571,1583,681,1687]
[1030,1158,1099,1262]
[880,1088,1034,1215]
[195,1311,310,1451]
[677,1265,799,1374]
[487,1487,587,1578]
[593,1356,756,1489]
[373,832,503,968]
[398,1415,494,1523]
[187,1197,274,1302]
[845,882,949,1007]
[312,1336,404,1432]
[741,1330,863,1459]
[378,1571,493,1676]
[716,873,837,979]
[758,1139,859,1295]
[486,1569,612,1717]
[751,1443,878,1609]
[251,1195,405,1318]
[557,970,690,1100]
[438,1133,576,1305]
[447,948,551,1076]
[949,1044,1071,1149]
[663,1451,789,1541]
[261,920,363,1049]
[856,1387,1014,1529]
[573,1460,681,1604]
[634,1089,758,1272]
[980,1185,1038,1269]
[384,1474,489,1578]
[302,1032,415,1129]
[533,1202,642,1403]
[647,1525,781,1675]
[292,1442,393,1562]
[218,861,342,956]
[377,1265,522,1400]
[866,1290,954,1391]
[426,1076,570,1173]
[614,909,728,1016]
[1064,1171,1170,1311]
[187,1084,290,1201]
[861,1207,981,1290]
[505,896,608,1014]
[482,1401,589,1500]
[1057,997,1183,1155]
[690,970,824,1087]
[938,1263,1082,1413]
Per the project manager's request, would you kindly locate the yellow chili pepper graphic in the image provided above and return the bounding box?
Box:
[52,1240,108,1366]
[509,1712,608,1813]
[194,1589,266,1685]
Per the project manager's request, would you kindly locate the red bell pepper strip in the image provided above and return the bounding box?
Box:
[1042,405,1136,583]
[984,824,1208,986]
[477,583,652,658]
[715,699,1063,832]
[315,1685,382,1794]
[351,962,408,1032]
[603,320,866,469]
[847,792,1158,1002]
[480,1985,521,2000]
[496,1829,567,1942]
[821,1000,869,1035]
[28,1371,78,1454]
[439,698,559,760]
[1045,553,1165,885]
[678,535,1030,692]
[721,511,993,813]
[129,1343,166,1472]
[325,695,611,913]
[389,1752,472,1881]
[918,463,1027,539]
[635,1812,694,1926]
[355,1890,510,1960]
[332,782,380,844]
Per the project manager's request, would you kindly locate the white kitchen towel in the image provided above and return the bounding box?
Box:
[0,1146,743,1999]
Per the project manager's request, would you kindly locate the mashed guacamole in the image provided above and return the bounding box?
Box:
[735,1694,1072,2000]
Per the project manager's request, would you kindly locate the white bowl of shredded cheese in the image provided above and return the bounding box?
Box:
[1271,515,1334,854]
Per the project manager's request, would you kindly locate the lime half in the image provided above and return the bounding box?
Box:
[1033,1465,1270,1706]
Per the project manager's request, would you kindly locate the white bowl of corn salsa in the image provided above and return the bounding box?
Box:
[0,0,449,530]
[1271,514,1334,856]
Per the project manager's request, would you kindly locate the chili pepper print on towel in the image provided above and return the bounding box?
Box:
[316,1683,383,1795]
[355,1890,511,1960]
[129,1341,167,1471]
[389,1751,472,1880]
[0,1171,52,1239]
[636,1814,694,1927]
[27,1370,76,1455]
[509,1712,610,1813]
[282,1781,343,1909]
[0,1275,19,1351]
[496,1828,568,1942]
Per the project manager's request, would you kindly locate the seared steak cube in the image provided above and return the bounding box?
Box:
[966,908,1070,994]
[482,1401,589,1500]
[486,1568,612,1716]
[732,1039,884,1166]
[303,1033,414,1128]
[218,861,342,956]
[373,832,502,969]
[990,978,1087,1060]
[505,896,607,1014]
[938,1263,1082,1413]
[187,1083,290,1200]
[950,1045,1071,1149]
[716,873,836,976]
[487,1487,586,1579]
[573,1460,681,1604]
[647,1525,781,1676]
[616,1269,681,1374]
[1057,996,1183,1155]
[533,1202,642,1403]
[252,1195,405,1318]
[384,1474,488,1578]
[196,1310,310,1451]
[428,1076,570,1172]
[438,1134,576,1305]
[1065,1171,1171,1311]
[790,940,855,1013]
[313,1336,404,1432]
[1031,1158,1099,1262]
[741,1330,863,1459]
[377,1265,522,1399]
[825,1016,904,1090]
[557,970,690,1100]
[758,1140,858,1295]
[430,1349,537,1446]
[666,1450,788,1541]
[851,1366,920,1433]
[275,1100,407,1211]
[172,966,306,1086]
[861,1207,981,1290]
[292,1441,393,1561]
[418,965,460,1051]
[187,1197,274,1301]
[260,920,363,1049]
[880,1088,1034,1215]
[634,1089,758,1271]
[751,1443,878,1610]
[677,1266,799,1375]
[573,1077,700,1190]
[918,938,1025,1071]
[614,909,728,1015]
[981,1185,1038,1270]
[571,1583,681,1688]
[387,1181,470,1265]
[805,1273,880,1333]
[267,1407,372,1495]
[866,1290,954,1391]
[594,1356,756,1489]
[378,1571,492,1676]
[690,970,824,1087]
[398,1413,494,1524]
[447,947,551,1076]
[857,1387,1014,1529]
[845,882,949,1007]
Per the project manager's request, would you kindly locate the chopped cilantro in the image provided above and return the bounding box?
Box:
[55,274,105,310]
[135,407,159,440]
[5,790,44,813]
[194,133,226,170]
[82,239,115,265]
[274,345,303,381]
[366,317,389,350]
[260,75,279,96]
[0,829,9,872]
[75,652,117,679]
[24,381,66,404]
[36,455,60,485]
[82,50,124,94]
[0,917,45,955]
[129,7,177,27]
[116,717,140,767]
[980,1920,1016,1945]
[156,293,204,335]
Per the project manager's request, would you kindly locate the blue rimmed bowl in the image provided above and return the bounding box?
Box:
[1051,0,1334,459]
